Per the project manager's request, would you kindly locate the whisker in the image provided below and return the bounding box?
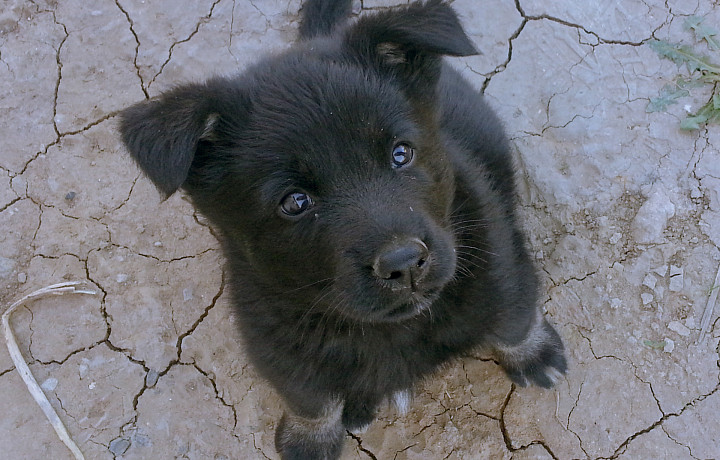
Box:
[457,251,488,265]
[450,196,472,216]
[456,254,485,270]
[456,245,498,257]
[454,261,475,278]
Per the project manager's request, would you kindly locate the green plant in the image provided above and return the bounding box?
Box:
[642,339,667,349]
[647,16,720,130]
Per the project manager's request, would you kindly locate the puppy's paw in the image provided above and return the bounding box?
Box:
[499,319,567,389]
[275,408,345,460]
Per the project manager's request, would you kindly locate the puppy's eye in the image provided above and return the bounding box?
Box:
[391,143,414,168]
[280,191,314,216]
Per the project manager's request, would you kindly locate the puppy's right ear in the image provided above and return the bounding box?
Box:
[343,0,476,99]
[119,83,230,198]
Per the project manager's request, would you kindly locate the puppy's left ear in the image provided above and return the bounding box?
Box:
[344,0,477,95]
[119,80,247,198]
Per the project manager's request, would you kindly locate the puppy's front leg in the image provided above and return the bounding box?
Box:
[493,308,567,388]
[275,399,345,460]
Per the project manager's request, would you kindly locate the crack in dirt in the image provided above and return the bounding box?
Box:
[563,380,589,459]
[147,0,223,91]
[523,13,646,46]
[0,46,11,75]
[497,384,516,451]
[0,196,22,214]
[0,367,16,377]
[14,7,67,177]
[114,0,149,99]
[519,441,560,460]
[251,432,272,460]
[661,425,701,460]
[106,173,138,215]
[57,111,121,138]
[104,241,217,264]
[480,2,528,93]
[599,382,720,459]
[190,362,239,431]
[135,270,225,402]
[348,431,379,460]
[49,12,67,140]
[541,102,602,135]
[54,392,82,426]
[228,0,238,62]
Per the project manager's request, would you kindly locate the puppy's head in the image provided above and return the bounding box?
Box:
[119,1,477,323]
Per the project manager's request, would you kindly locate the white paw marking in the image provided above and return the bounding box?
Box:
[392,389,412,415]
[545,367,564,385]
[349,423,371,434]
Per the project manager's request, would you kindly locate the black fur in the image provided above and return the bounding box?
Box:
[119,1,567,458]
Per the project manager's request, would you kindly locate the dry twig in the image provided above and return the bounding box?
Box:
[2,281,97,460]
[698,264,720,344]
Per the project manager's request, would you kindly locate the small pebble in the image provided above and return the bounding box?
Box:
[154,241,163,247]
[182,288,193,301]
[641,293,654,305]
[609,232,622,244]
[88,381,96,390]
[610,298,622,309]
[64,191,76,201]
[146,369,160,387]
[41,378,58,392]
[669,270,684,292]
[116,273,129,283]
[663,338,675,353]
[17,272,27,283]
[668,320,691,337]
[109,438,131,456]
[642,274,657,290]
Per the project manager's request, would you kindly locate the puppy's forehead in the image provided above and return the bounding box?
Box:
[245,58,418,168]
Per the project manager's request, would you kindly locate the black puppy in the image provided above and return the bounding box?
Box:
[119,1,567,458]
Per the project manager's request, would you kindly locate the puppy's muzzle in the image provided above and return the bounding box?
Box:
[372,238,430,291]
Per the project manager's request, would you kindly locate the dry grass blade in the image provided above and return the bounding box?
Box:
[2,281,97,460]
[698,264,720,344]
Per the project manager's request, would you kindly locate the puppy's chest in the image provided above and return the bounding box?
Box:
[320,322,451,385]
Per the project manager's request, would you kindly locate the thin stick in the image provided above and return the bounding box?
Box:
[2,281,97,460]
[698,264,720,344]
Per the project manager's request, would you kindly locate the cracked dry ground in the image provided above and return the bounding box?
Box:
[1,0,720,459]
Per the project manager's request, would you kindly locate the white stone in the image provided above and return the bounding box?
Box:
[663,338,675,353]
[41,378,58,392]
[643,274,657,290]
[669,272,684,292]
[668,321,691,337]
[631,186,676,244]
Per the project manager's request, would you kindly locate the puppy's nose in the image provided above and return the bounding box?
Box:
[373,238,430,289]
